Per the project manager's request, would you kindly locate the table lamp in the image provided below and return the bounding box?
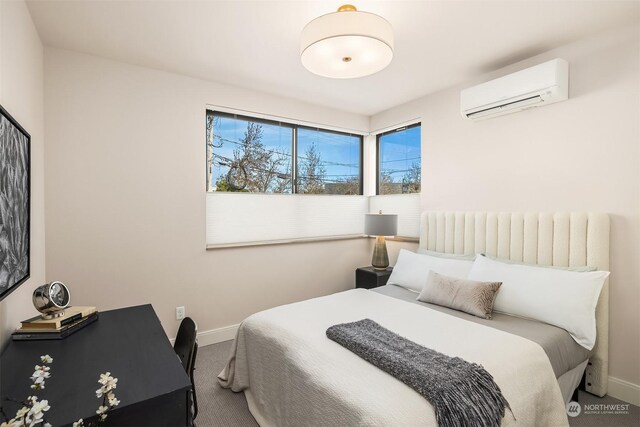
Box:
[364,211,398,270]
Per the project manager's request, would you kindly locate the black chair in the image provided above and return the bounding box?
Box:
[174,317,198,422]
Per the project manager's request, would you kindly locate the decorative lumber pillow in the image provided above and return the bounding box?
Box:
[417,271,502,319]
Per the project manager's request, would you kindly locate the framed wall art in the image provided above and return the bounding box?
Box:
[0,104,30,300]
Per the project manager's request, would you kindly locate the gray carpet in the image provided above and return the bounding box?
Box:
[194,340,259,427]
[195,340,639,427]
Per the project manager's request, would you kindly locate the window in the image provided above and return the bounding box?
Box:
[205,110,423,247]
[376,123,421,195]
[297,128,361,195]
[206,111,362,195]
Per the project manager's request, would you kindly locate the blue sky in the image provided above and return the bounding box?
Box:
[379,125,421,182]
[297,128,360,182]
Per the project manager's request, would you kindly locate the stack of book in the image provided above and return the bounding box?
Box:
[12,306,98,341]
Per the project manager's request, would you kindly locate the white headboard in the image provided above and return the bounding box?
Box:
[419,212,610,397]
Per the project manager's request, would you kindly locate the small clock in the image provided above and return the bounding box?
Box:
[32,281,71,319]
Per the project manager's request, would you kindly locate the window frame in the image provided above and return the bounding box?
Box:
[375,122,422,195]
[295,124,364,195]
[207,110,364,195]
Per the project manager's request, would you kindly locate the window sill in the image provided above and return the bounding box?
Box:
[206,234,419,250]
[206,234,367,250]
[384,236,419,243]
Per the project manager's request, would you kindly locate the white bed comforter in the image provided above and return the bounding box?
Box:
[218,289,569,427]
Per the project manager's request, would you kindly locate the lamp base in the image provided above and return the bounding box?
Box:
[371,236,390,270]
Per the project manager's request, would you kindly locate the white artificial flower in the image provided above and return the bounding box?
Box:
[34,399,50,413]
[30,365,51,389]
[108,396,120,407]
[23,413,34,425]
[98,373,117,390]
[40,355,53,364]
[72,419,84,427]
[98,373,111,385]
[0,418,20,427]
[32,377,43,385]
[96,405,109,421]
[24,398,50,426]
[27,398,50,424]
[34,365,50,374]
[16,407,29,418]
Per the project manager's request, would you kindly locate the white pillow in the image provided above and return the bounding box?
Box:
[388,249,474,293]
[416,248,476,261]
[468,255,609,350]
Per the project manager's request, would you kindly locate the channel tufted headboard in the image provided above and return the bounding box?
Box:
[418,212,610,397]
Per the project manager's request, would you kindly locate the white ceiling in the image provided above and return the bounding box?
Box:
[26,0,639,116]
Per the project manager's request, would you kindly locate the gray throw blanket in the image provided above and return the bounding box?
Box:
[326,319,513,427]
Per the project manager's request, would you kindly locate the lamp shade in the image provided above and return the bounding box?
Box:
[364,213,398,236]
[300,6,394,79]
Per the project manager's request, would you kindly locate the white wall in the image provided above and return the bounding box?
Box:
[0,0,45,348]
[372,24,640,390]
[44,48,371,340]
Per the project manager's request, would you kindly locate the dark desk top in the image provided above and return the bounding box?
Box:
[0,304,191,426]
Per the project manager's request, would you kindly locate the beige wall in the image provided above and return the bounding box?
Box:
[0,0,45,348]
[372,24,640,387]
[44,48,372,340]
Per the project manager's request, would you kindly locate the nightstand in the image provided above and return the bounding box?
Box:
[355,266,393,289]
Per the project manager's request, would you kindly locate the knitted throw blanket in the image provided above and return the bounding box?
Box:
[326,319,512,427]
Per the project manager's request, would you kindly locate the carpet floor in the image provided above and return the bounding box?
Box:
[195,340,639,427]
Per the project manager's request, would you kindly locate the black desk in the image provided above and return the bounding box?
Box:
[0,305,191,426]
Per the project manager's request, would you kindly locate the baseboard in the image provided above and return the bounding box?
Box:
[196,324,239,347]
[608,376,640,406]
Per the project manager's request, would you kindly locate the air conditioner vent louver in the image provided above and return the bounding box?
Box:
[465,95,543,119]
[461,59,569,121]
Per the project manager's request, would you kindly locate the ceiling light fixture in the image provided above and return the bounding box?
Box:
[300,4,394,79]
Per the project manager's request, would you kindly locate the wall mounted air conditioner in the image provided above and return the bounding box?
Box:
[461,58,569,121]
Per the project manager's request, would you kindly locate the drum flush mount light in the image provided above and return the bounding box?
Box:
[300,4,394,79]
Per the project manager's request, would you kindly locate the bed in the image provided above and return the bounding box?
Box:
[219,211,610,426]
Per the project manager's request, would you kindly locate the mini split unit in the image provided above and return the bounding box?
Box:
[461,58,569,121]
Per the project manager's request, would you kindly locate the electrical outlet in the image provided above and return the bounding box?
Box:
[176,306,185,320]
